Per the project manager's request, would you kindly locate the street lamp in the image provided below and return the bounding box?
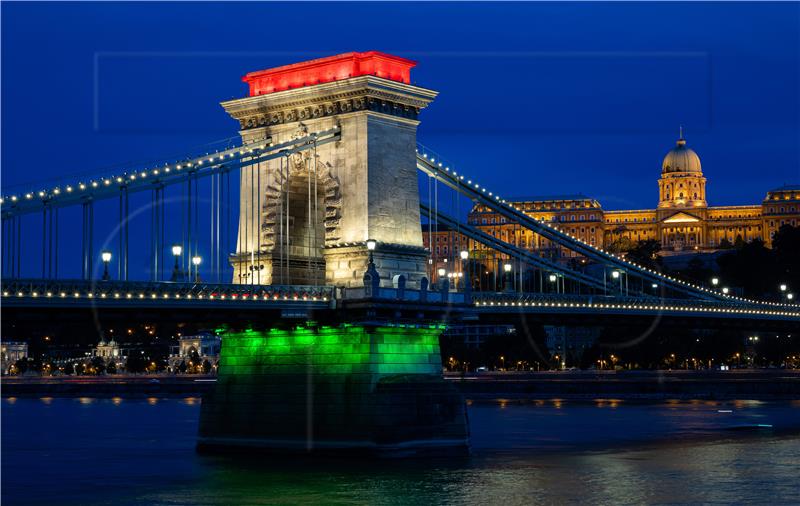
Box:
[722,287,729,294]
[611,270,620,279]
[191,256,202,282]
[780,284,788,292]
[171,244,183,282]
[503,263,513,293]
[788,293,795,301]
[548,273,558,294]
[437,267,449,294]
[460,250,470,294]
[711,277,719,287]
[101,250,112,281]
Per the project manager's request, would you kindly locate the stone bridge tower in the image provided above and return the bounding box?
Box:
[222,51,437,288]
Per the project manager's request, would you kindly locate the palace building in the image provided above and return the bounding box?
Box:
[423,132,800,273]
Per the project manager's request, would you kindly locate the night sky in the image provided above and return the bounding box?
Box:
[2,2,799,278]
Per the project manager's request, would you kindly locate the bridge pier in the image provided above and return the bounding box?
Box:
[198,323,469,456]
[323,243,428,289]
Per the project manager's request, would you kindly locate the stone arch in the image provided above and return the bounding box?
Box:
[259,128,342,254]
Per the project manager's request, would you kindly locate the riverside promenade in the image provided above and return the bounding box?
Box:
[3,370,799,400]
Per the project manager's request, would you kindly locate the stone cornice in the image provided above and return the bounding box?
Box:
[221,76,437,130]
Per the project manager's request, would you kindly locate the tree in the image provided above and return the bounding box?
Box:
[625,240,662,270]
[773,224,800,290]
[125,354,147,374]
[106,361,117,374]
[90,356,106,375]
[178,360,188,374]
[12,358,28,375]
[717,238,774,297]
[202,359,212,374]
[607,236,634,254]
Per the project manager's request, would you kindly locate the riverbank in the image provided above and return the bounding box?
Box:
[3,370,800,400]
[446,369,800,400]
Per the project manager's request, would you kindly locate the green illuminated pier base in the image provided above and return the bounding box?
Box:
[197,324,469,456]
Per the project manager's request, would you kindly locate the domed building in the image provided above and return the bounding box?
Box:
[425,130,800,270]
[658,130,707,210]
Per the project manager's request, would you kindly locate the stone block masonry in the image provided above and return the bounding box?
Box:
[221,51,438,288]
[197,324,469,456]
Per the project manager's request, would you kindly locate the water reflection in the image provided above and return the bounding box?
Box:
[2,398,799,505]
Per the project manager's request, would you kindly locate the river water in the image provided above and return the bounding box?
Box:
[3,397,799,505]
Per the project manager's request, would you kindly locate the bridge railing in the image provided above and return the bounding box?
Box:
[1,279,334,303]
[475,291,800,313]
[340,286,468,304]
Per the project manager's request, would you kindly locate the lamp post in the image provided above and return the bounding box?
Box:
[363,239,379,296]
[101,251,112,281]
[711,277,719,288]
[436,267,449,300]
[722,287,729,295]
[503,263,513,293]
[611,269,626,295]
[191,256,202,283]
[548,273,558,294]
[171,244,183,282]
[460,250,469,292]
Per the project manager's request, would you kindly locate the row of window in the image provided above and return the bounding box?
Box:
[766,206,798,214]
[607,216,657,224]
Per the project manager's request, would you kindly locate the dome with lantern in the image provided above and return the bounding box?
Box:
[662,128,702,174]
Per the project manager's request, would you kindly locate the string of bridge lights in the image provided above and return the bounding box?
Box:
[0,141,270,207]
[0,127,339,209]
[415,147,799,309]
[1,288,329,303]
[474,299,800,318]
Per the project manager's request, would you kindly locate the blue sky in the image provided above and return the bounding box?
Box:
[2,2,799,278]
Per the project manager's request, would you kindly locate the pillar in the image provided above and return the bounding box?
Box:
[222,52,437,288]
[197,324,469,456]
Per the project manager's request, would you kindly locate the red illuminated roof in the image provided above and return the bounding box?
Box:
[242,51,417,97]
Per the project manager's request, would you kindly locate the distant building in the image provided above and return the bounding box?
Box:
[169,332,221,370]
[1,342,28,374]
[422,133,800,278]
[544,326,602,369]
[94,339,122,361]
[442,324,516,348]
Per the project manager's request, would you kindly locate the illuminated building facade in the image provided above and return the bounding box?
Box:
[423,133,800,276]
[1,342,28,374]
